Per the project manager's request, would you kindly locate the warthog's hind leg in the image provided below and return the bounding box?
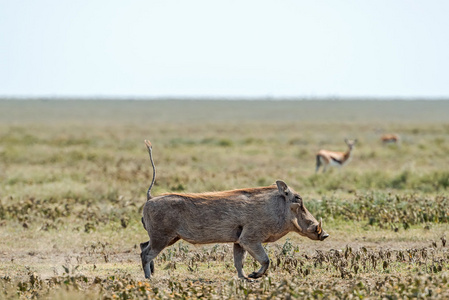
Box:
[141,237,176,279]
[233,243,247,279]
[140,241,154,278]
[239,242,270,279]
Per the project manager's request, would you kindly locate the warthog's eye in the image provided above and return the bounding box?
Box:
[293,195,302,203]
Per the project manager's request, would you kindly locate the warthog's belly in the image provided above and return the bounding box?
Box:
[176,225,242,245]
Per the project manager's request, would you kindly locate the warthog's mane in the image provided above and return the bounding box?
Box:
[161,185,278,201]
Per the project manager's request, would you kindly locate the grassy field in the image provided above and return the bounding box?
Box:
[0,99,448,299]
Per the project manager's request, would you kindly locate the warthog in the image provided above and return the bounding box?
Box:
[140,140,329,280]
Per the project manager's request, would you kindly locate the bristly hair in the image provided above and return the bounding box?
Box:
[164,186,278,201]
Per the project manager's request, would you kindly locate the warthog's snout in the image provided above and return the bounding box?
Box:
[320,231,329,241]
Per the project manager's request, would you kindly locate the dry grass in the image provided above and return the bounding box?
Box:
[0,99,448,298]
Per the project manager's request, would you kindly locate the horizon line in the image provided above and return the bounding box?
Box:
[1,95,449,101]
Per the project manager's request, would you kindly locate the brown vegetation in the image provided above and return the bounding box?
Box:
[0,99,448,298]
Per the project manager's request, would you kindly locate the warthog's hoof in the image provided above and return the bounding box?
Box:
[238,276,254,282]
[248,272,263,279]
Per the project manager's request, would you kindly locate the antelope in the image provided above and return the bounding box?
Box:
[381,134,400,145]
[315,139,357,173]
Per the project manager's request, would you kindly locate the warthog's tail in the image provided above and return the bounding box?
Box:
[144,140,156,200]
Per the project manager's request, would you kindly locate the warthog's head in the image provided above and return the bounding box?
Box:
[276,181,329,241]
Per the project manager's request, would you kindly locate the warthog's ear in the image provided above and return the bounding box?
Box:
[276,180,292,199]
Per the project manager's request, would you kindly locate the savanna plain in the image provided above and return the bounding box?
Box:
[0,99,448,299]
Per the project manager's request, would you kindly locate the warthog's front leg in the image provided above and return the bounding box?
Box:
[240,242,270,279]
[233,243,247,279]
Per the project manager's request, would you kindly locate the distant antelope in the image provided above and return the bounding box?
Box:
[381,134,400,145]
[315,139,357,173]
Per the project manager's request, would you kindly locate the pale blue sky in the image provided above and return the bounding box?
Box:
[1,1,448,98]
